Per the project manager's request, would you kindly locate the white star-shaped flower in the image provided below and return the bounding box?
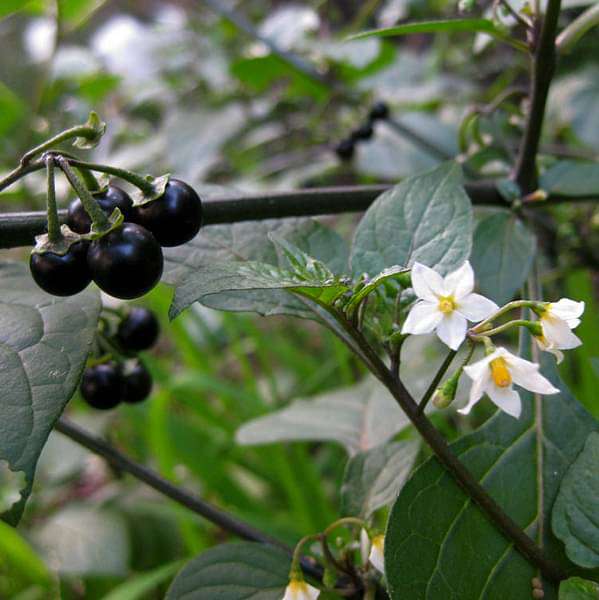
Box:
[368,534,385,574]
[401,261,498,350]
[460,347,559,418]
[535,298,584,363]
[282,578,320,600]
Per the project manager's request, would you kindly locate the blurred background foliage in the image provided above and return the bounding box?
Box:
[0,0,598,598]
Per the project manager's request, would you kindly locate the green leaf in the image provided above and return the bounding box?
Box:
[163,218,348,319]
[340,439,420,517]
[470,211,536,305]
[0,0,44,20]
[58,0,106,31]
[541,161,599,197]
[236,377,410,456]
[0,82,25,137]
[0,460,25,514]
[166,542,292,600]
[385,356,599,599]
[0,262,101,524]
[347,19,527,51]
[350,162,473,277]
[559,577,599,600]
[103,561,182,600]
[552,432,599,568]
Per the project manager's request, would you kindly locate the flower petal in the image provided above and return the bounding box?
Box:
[444,261,474,300]
[436,312,467,350]
[402,301,443,335]
[506,354,560,395]
[486,384,522,418]
[410,262,445,301]
[368,535,385,574]
[549,298,585,322]
[283,580,320,600]
[542,317,582,350]
[458,370,490,415]
[456,293,499,322]
[535,336,564,364]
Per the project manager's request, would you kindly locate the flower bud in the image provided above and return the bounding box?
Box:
[433,371,460,408]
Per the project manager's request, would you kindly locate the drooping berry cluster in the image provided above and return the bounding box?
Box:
[30,177,202,300]
[334,102,390,162]
[80,307,160,410]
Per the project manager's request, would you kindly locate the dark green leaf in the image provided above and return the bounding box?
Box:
[166,542,291,600]
[350,162,473,277]
[470,211,536,304]
[385,356,599,599]
[559,577,599,600]
[0,262,101,524]
[552,432,599,568]
[541,161,599,197]
[236,377,410,456]
[341,439,420,517]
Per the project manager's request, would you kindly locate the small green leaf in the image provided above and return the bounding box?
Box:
[470,211,536,304]
[103,561,182,600]
[540,161,599,197]
[350,162,473,277]
[0,262,101,524]
[552,432,599,568]
[72,110,106,149]
[341,439,420,517]
[347,19,527,51]
[166,542,292,600]
[236,377,410,456]
[559,577,599,600]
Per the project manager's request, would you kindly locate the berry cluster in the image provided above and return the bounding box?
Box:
[334,101,390,162]
[81,307,159,410]
[30,178,203,300]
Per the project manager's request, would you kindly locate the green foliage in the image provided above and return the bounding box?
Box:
[0,262,100,524]
[385,356,599,599]
[540,161,599,197]
[350,162,473,276]
[552,432,599,568]
[560,577,599,600]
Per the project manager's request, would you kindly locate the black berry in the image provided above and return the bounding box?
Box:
[335,139,355,161]
[369,101,389,122]
[30,241,92,296]
[87,223,164,299]
[67,185,134,234]
[123,361,153,404]
[351,123,374,141]
[132,179,202,247]
[80,362,124,410]
[117,307,160,352]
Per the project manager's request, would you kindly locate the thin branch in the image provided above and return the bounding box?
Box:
[54,417,324,580]
[417,349,457,414]
[512,0,563,193]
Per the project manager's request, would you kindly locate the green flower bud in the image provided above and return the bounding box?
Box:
[433,370,460,408]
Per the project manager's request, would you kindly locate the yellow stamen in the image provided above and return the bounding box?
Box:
[490,357,512,388]
[438,295,456,314]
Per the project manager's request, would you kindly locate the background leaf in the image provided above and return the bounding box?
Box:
[540,161,599,197]
[340,439,420,517]
[236,377,410,456]
[470,211,537,304]
[559,577,599,600]
[166,542,291,600]
[552,432,599,568]
[385,356,599,599]
[350,162,472,276]
[0,262,100,524]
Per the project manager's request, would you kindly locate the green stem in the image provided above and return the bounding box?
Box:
[471,300,539,333]
[0,160,46,192]
[418,349,458,414]
[323,517,366,537]
[20,124,99,166]
[289,534,321,578]
[56,156,110,231]
[479,319,540,338]
[556,2,599,53]
[45,156,61,243]
[66,158,155,195]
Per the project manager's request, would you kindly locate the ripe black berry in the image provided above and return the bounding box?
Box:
[80,362,124,410]
[117,308,160,352]
[30,241,92,296]
[351,123,374,141]
[335,139,355,161]
[132,179,202,247]
[67,185,134,234]
[87,223,163,299]
[123,361,153,404]
[369,101,390,122]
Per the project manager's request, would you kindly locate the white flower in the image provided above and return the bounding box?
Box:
[460,347,559,419]
[402,261,498,350]
[535,298,584,363]
[282,578,320,600]
[368,534,385,574]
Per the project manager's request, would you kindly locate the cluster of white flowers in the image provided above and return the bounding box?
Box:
[401,261,584,419]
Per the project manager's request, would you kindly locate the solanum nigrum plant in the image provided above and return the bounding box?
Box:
[2,1,599,598]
